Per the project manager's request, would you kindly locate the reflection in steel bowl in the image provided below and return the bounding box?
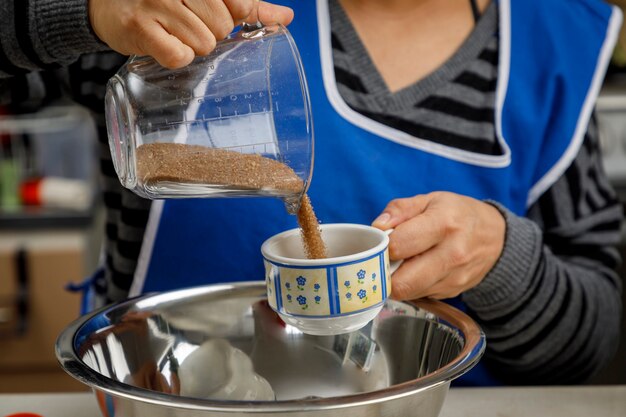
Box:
[56,282,485,417]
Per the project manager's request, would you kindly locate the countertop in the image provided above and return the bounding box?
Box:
[1,386,624,417]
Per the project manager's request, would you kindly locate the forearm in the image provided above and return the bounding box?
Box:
[463,203,623,384]
[0,0,107,78]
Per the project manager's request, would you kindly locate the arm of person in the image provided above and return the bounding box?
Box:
[373,114,623,384]
[464,115,623,384]
[0,0,293,79]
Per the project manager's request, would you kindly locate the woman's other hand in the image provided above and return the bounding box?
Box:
[372,192,506,300]
[89,0,294,69]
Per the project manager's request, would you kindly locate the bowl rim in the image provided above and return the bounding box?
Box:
[56,281,485,412]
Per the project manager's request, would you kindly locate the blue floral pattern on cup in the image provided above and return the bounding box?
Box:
[297,295,308,310]
[357,269,366,284]
[264,240,390,317]
[296,276,306,290]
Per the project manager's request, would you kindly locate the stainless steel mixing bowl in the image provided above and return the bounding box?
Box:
[56,282,485,417]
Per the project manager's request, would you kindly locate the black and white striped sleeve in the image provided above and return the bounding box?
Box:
[463,114,623,384]
[0,0,108,78]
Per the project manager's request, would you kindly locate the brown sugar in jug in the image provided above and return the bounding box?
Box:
[136,143,327,259]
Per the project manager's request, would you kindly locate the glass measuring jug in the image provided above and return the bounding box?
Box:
[105,23,313,211]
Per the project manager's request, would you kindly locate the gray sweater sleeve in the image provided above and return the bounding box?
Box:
[463,116,623,384]
[0,0,108,77]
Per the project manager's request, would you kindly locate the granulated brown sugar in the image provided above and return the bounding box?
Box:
[297,194,327,259]
[137,143,304,193]
[136,142,327,259]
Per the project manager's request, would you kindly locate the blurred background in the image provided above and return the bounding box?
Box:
[0,98,103,392]
[1,1,626,392]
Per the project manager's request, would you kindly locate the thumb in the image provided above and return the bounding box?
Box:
[372,194,433,230]
[256,2,294,26]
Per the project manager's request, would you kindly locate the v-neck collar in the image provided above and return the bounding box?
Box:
[329,0,498,109]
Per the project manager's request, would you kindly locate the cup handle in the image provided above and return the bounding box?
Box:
[384,229,403,274]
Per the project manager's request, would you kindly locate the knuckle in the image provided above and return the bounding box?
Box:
[432,289,460,300]
[120,10,142,29]
[120,13,143,38]
[133,32,153,56]
[391,280,412,300]
[195,32,217,55]
[448,274,468,290]
[386,199,402,212]
[431,190,451,201]
[228,0,255,20]
[203,34,217,52]
[163,48,191,68]
[450,289,463,298]
[442,213,463,236]
[213,20,235,40]
[387,198,409,213]
[388,239,401,260]
[195,43,212,56]
[447,244,469,267]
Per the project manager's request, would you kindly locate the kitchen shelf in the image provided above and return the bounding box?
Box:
[0,204,98,230]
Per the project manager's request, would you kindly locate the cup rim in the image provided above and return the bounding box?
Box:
[261,223,389,266]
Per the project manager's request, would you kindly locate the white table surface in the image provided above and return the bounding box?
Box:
[1,386,625,417]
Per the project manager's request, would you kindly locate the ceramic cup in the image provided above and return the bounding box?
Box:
[261,223,396,335]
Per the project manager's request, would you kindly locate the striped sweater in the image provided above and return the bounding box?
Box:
[0,0,622,385]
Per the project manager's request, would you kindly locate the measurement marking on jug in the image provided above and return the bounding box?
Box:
[218,141,276,151]
[162,110,275,127]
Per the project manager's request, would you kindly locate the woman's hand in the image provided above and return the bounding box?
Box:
[372,192,506,300]
[89,0,294,69]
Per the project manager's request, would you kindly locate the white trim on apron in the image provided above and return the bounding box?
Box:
[526,6,623,207]
[317,0,512,168]
[130,199,164,297]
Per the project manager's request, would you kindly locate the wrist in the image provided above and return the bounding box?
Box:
[481,200,506,273]
[33,0,109,64]
[463,201,542,308]
[87,0,107,46]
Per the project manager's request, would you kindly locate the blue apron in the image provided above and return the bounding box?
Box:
[130,0,621,385]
